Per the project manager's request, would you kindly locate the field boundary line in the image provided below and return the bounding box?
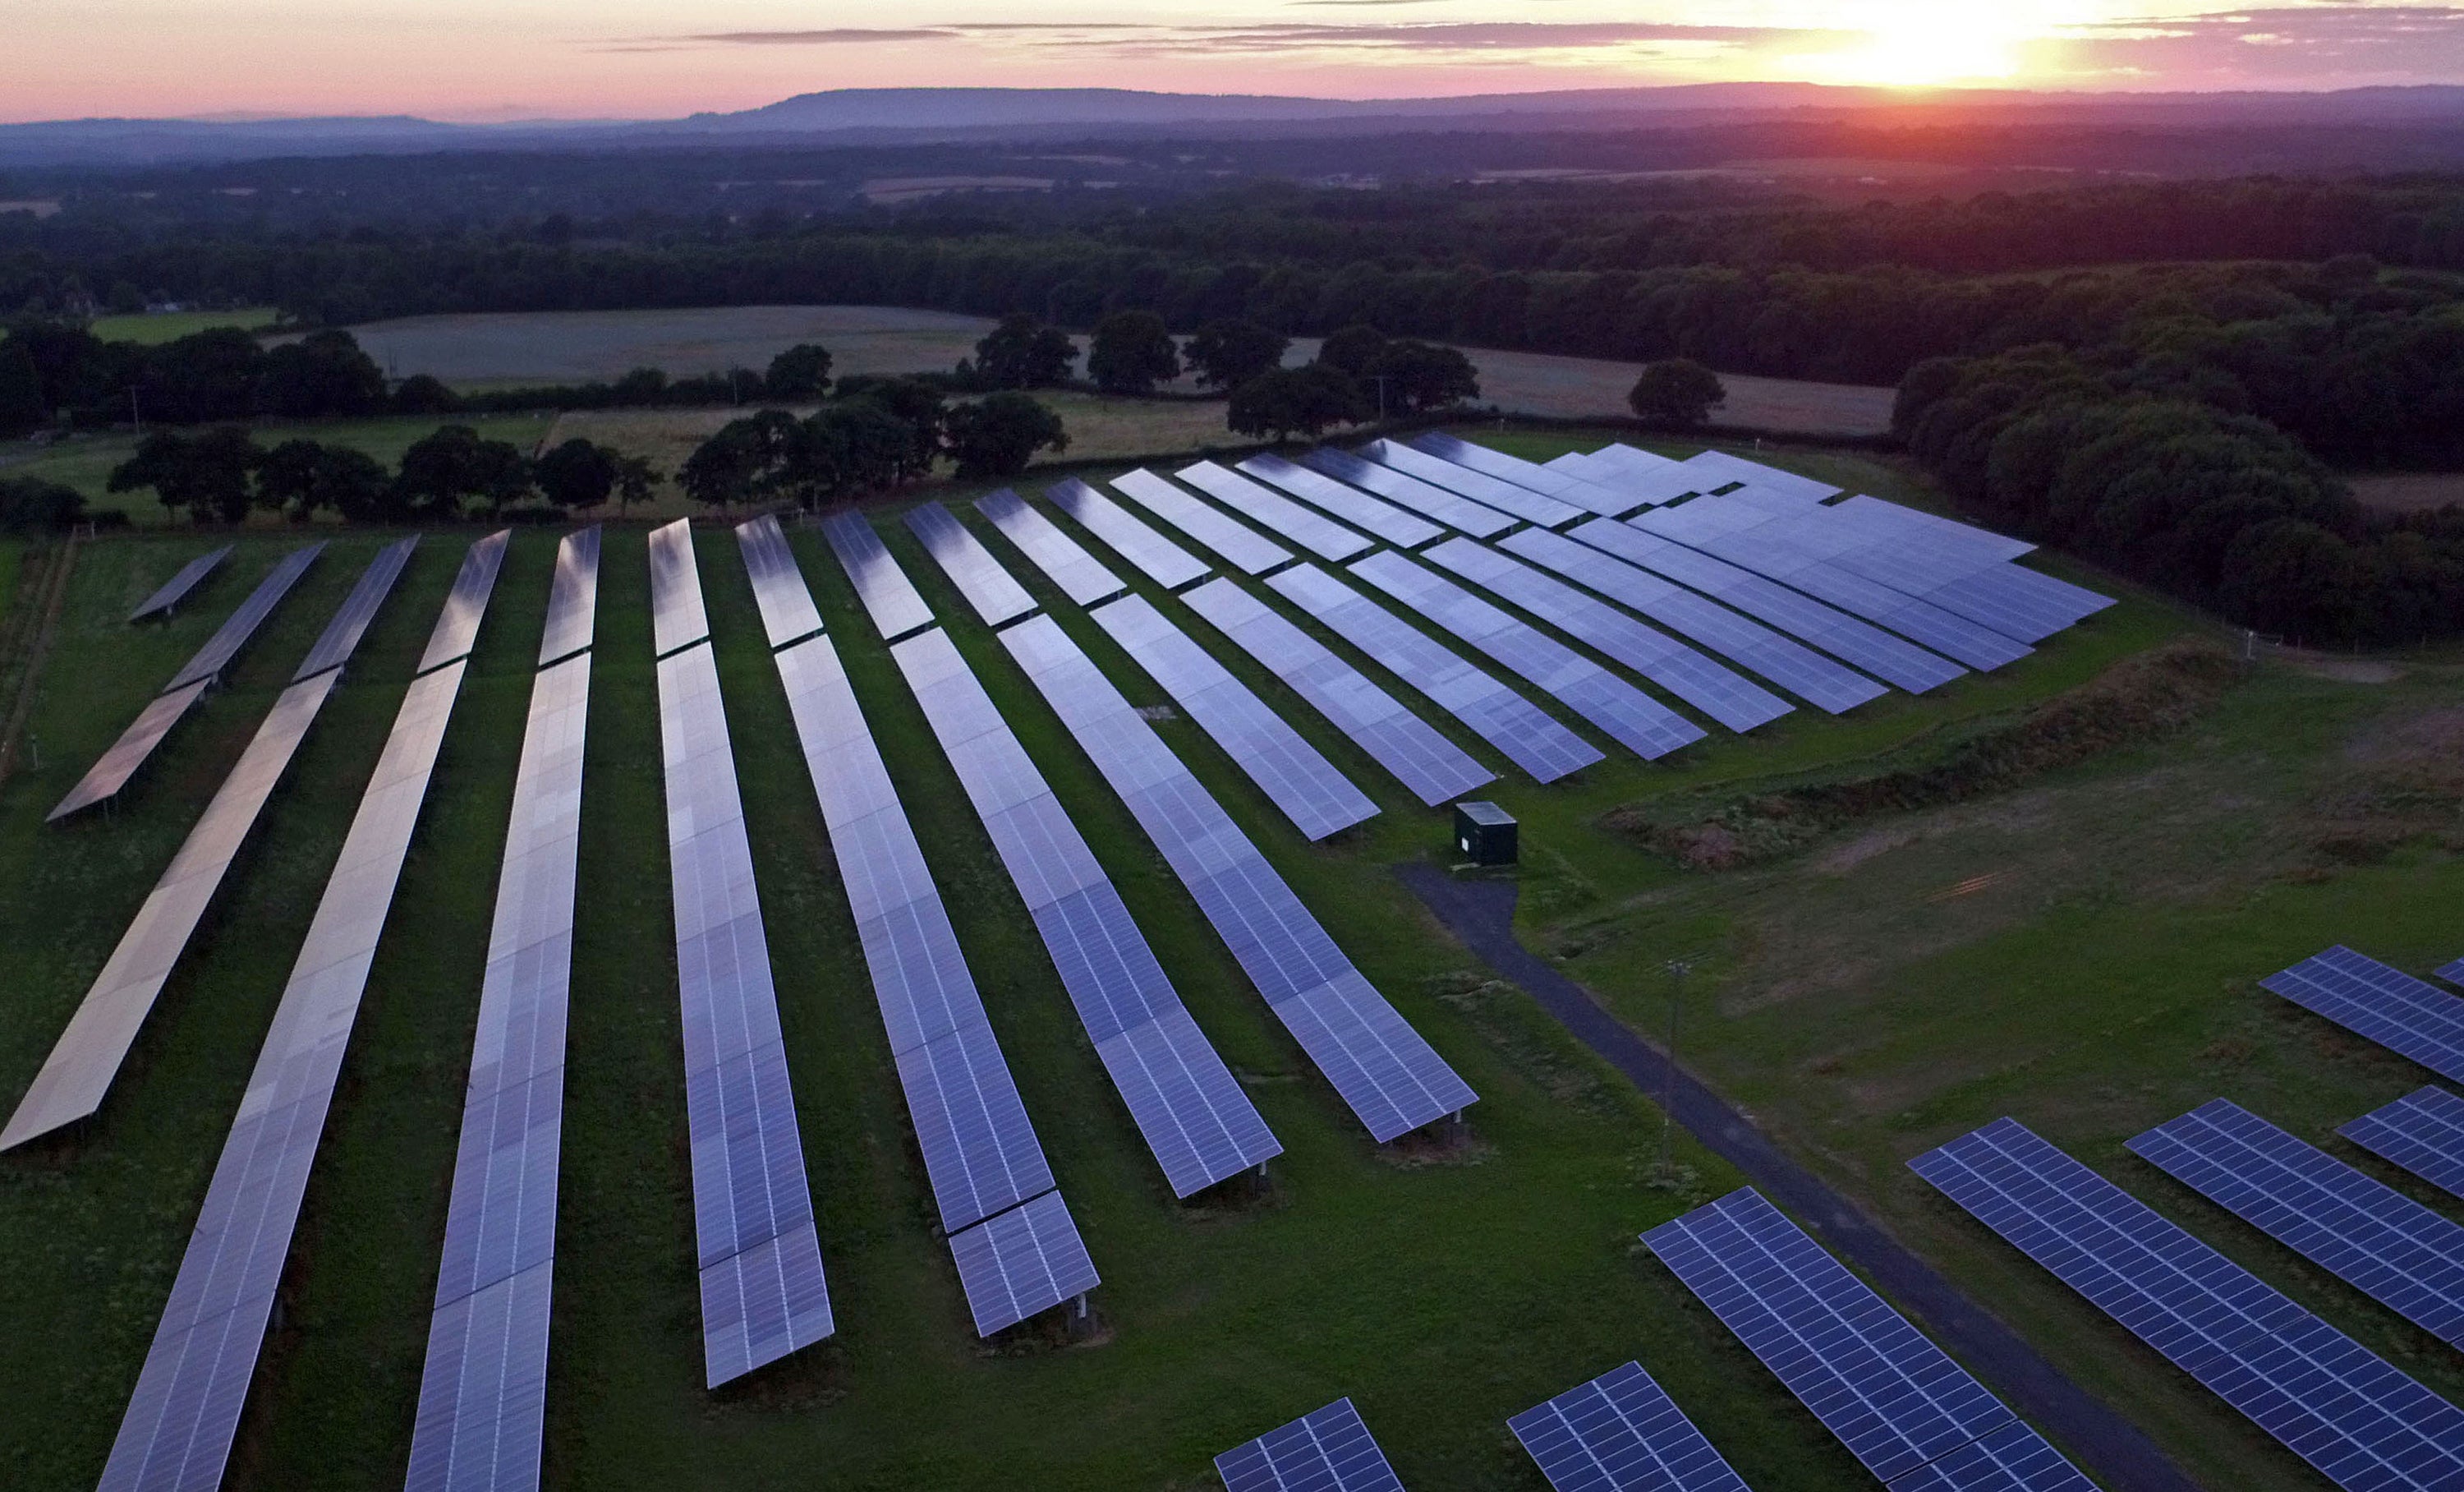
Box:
[0,532,80,787]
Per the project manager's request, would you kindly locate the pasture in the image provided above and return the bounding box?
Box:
[89,307,281,344]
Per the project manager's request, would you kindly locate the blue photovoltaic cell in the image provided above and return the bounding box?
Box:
[1043,476,1212,590]
[1357,438,1584,528]
[1266,562,1600,784]
[1234,452,1443,550]
[1509,1361,1750,1492]
[977,487,1128,606]
[1110,467,1293,576]
[822,511,937,641]
[1349,550,1707,761]
[1217,1398,1407,1492]
[1176,459,1375,563]
[647,518,709,657]
[1406,432,1634,518]
[2342,1088,2464,1202]
[1298,447,1516,540]
[536,527,601,667]
[1180,578,1493,807]
[733,513,825,648]
[947,1190,1102,1337]
[1883,1421,2096,1492]
[2261,944,2464,1084]
[907,500,1039,627]
[130,545,233,623]
[293,536,418,681]
[1639,1188,2019,1484]
[2129,1098,2464,1348]
[1089,593,1378,841]
[1910,1117,2464,1492]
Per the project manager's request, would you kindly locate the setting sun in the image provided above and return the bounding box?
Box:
[1809,2,2040,87]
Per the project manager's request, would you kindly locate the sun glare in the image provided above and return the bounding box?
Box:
[1812,4,2037,88]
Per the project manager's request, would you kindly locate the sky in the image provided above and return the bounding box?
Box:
[9,1,2464,123]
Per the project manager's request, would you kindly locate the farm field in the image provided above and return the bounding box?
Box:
[0,432,2457,1492]
[88,306,281,344]
[2349,471,2464,513]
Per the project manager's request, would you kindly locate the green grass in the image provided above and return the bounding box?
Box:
[87,308,281,345]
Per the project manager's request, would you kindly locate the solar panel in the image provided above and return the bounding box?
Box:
[906,500,1038,626]
[1421,539,1792,733]
[45,680,214,824]
[1405,432,1634,518]
[406,533,508,679]
[536,527,601,667]
[1235,453,1443,549]
[646,518,709,656]
[129,544,232,622]
[821,511,936,641]
[1681,451,1842,502]
[1883,1421,2098,1492]
[166,541,324,691]
[976,487,1128,606]
[890,627,1278,1196]
[1217,1398,1407,1492]
[1181,578,1493,807]
[407,647,591,1492]
[655,641,834,1383]
[1043,476,1211,589]
[1575,449,1716,509]
[1509,1361,1750,1492]
[733,513,825,648]
[1358,438,1584,528]
[2439,956,2464,987]
[1639,1188,2019,1484]
[1298,448,1515,539]
[288,535,418,682]
[1001,615,1476,1142]
[2129,1098,2464,1348]
[1542,452,1693,511]
[947,1189,1103,1337]
[1349,551,1707,761]
[1175,459,1375,563]
[1565,519,1963,695]
[1833,494,2035,565]
[2342,1088,2464,1202]
[1089,593,1378,840]
[97,647,484,1492]
[1910,1117,2464,1492]
[1110,467,1294,575]
[2261,945,2464,1084]
[1266,562,1601,784]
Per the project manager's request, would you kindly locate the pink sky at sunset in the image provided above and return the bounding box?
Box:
[11,2,2464,123]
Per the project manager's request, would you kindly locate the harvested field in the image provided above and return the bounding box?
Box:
[2348,472,2464,513]
[1440,346,1896,435]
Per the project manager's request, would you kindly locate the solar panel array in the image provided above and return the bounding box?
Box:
[1176,459,1375,563]
[1640,1187,2041,1485]
[536,526,601,666]
[1358,438,1585,527]
[1299,447,1515,539]
[293,536,417,682]
[167,541,325,690]
[821,510,936,641]
[1421,539,1792,734]
[906,500,1040,626]
[733,513,825,648]
[2343,1087,2464,1201]
[1267,562,1601,784]
[2261,945,2464,1084]
[946,1190,1102,1339]
[891,625,1280,1198]
[1509,1360,1750,1492]
[1181,578,1492,807]
[1043,477,1211,590]
[1089,594,1379,841]
[976,487,1128,606]
[1235,452,1443,550]
[417,530,513,677]
[1216,1398,1407,1492]
[1002,614,1476,1142]
[1684,451,1842,502]
[646,518,710,656]
[1910,1117,2464,1492]
[129,544,232,623]
[99,582,493,1492]
[1500,527,1887,715]
[770,629,1096,1333]
[1571,449,1717,509]
[1110,467,1294,575]
[1882,1421,2096,1492]
[408,539,594,1492]
[1405,431,1636,518]
[2129,1098,2464,1348]
[1349,551,1707,761]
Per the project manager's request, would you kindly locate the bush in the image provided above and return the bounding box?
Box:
[1628,359,1726,430]
[0,476,85,533]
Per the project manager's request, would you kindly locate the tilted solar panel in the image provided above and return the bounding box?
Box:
[1575,449,1714,508]
[1680,451,1842,501]
[1236,452,1444,550]
[1357,438,1584,527]
[1043,476,1211,589]
[2342,1087,2464,1201]
[2130,1098,2464,1347]
[536,527,601,667]
[1833,494,2036,565]
[647,518,710,657]
[45,681,212,825]
[733,513,825,648]
[947,1189,1102,1337]
[1217,1398,1407,1492]
[292,536,417,682]
[1882,1421,2097,1492]
[906,500,1039,626]
[416,529,513,676]
[821,511,936,641]
[1175,459,1375,563]
[1299,447,1515,539]
[1509,1360,1750,1492]
[2263,945,2464,1084]
[1911,1117,2464,1492]
[130,544,232,623]
[168,541,324,691]
[1406,432,1634,517]
[1110,467,1294,575]
[977,487,1128,606]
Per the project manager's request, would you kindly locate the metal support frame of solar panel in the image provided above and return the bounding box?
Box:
[1089,593,1378,841]
[2344,1087,2464,1202]
[907,500,1040,627]
[2128,1098,2464,1349]
[767,629,1095,1334]
[407,539,593,1492]
[1266,562,1601,784]
[96,577,494,1492]
[1234,453,1444,550]
[647,518,710,657]
[2261,945,2464,1086]
[1349,550,1707,761]
[131,544,233,623]
[821,511,936,642]
[1420,538,1793,733]
[1175,459,1377,564]
[536,526,601,667]
[1639,1186,2028,1485]
[1357,438,1588,527]
[1509,1360,1750,1492]
[1043,477,1212,590]
[1565,518,1964,695]
[1216,1398,1407,1492]
[1497,527,1889,715]
[1297,447,1516,540]
[1910,1117,2464,1492]
[1404,432,1638,518]
[975,487,1128,607]
[1180,578,1492,807]
[1109,467,1294,576]
[733,513,825,649]
[1001,614,1476,1142]
[890,625,1280,1198]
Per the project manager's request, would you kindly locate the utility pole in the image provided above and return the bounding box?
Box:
[128,386,141,437]
[1371,374,1389,423]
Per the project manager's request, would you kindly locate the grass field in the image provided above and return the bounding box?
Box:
[88,308,282,344]
[2,432,2459,1491]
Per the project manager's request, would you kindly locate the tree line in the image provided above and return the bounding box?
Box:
[101,426,657,526]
